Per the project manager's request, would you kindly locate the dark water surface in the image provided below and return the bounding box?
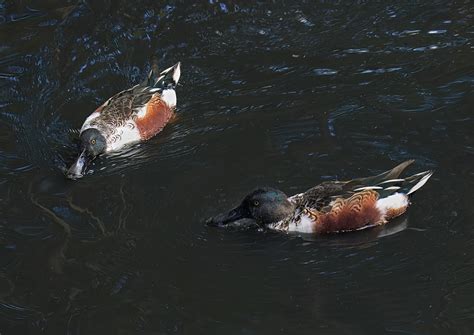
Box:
[1,1,473,334]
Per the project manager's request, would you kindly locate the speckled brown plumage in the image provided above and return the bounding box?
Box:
[90,86,159,138]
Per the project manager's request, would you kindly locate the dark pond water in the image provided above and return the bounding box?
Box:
[1,1,473,334]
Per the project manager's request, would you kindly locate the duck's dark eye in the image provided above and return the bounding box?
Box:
[253,200,260,207]
[91,139,96,145]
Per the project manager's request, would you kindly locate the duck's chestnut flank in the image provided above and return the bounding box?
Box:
[135,95,174,140]
[313,190,383,234]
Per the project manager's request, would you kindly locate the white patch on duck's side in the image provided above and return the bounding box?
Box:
[161,89,176,108]
[135,104,147,118]
[80,112,101,132]
[106,121,141,152]
[267,220,286,231]
[288,211,316,233]
[375,193,409,216]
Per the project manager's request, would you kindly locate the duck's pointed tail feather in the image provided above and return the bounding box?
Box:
[373,169,433,221]
[405,170,434,195]
[350,169,433,197]
[345,160,415,190]
[154,62,181,89]
[141,61,181,90]
[343,159,433,199]
[141,58,160,87]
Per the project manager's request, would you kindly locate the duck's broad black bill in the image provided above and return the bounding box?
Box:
[66,129,106,180]
[66,149,90,180]
[206,205,249,227]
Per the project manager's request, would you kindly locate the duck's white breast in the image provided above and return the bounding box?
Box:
[81,114,141,153]
[161,89,177,108]
[105,121,141,152]
[287,212,316,233]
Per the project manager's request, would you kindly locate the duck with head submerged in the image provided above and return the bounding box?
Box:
[208,160,433,234]
[67,62,181,179]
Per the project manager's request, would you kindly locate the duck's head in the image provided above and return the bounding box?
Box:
[207,187,295,228]
[66,128,106,179]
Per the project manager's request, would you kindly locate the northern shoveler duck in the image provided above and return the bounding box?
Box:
[207,160,433,234]
[66,62,181,179]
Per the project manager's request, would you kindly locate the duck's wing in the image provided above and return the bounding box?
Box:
[342,159,415,190]
[290,181,348,210]
[97,81,163,124]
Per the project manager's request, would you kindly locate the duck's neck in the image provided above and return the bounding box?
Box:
[265,202,296,231]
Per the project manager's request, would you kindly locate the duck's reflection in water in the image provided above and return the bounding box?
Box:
[296,216,409,246]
